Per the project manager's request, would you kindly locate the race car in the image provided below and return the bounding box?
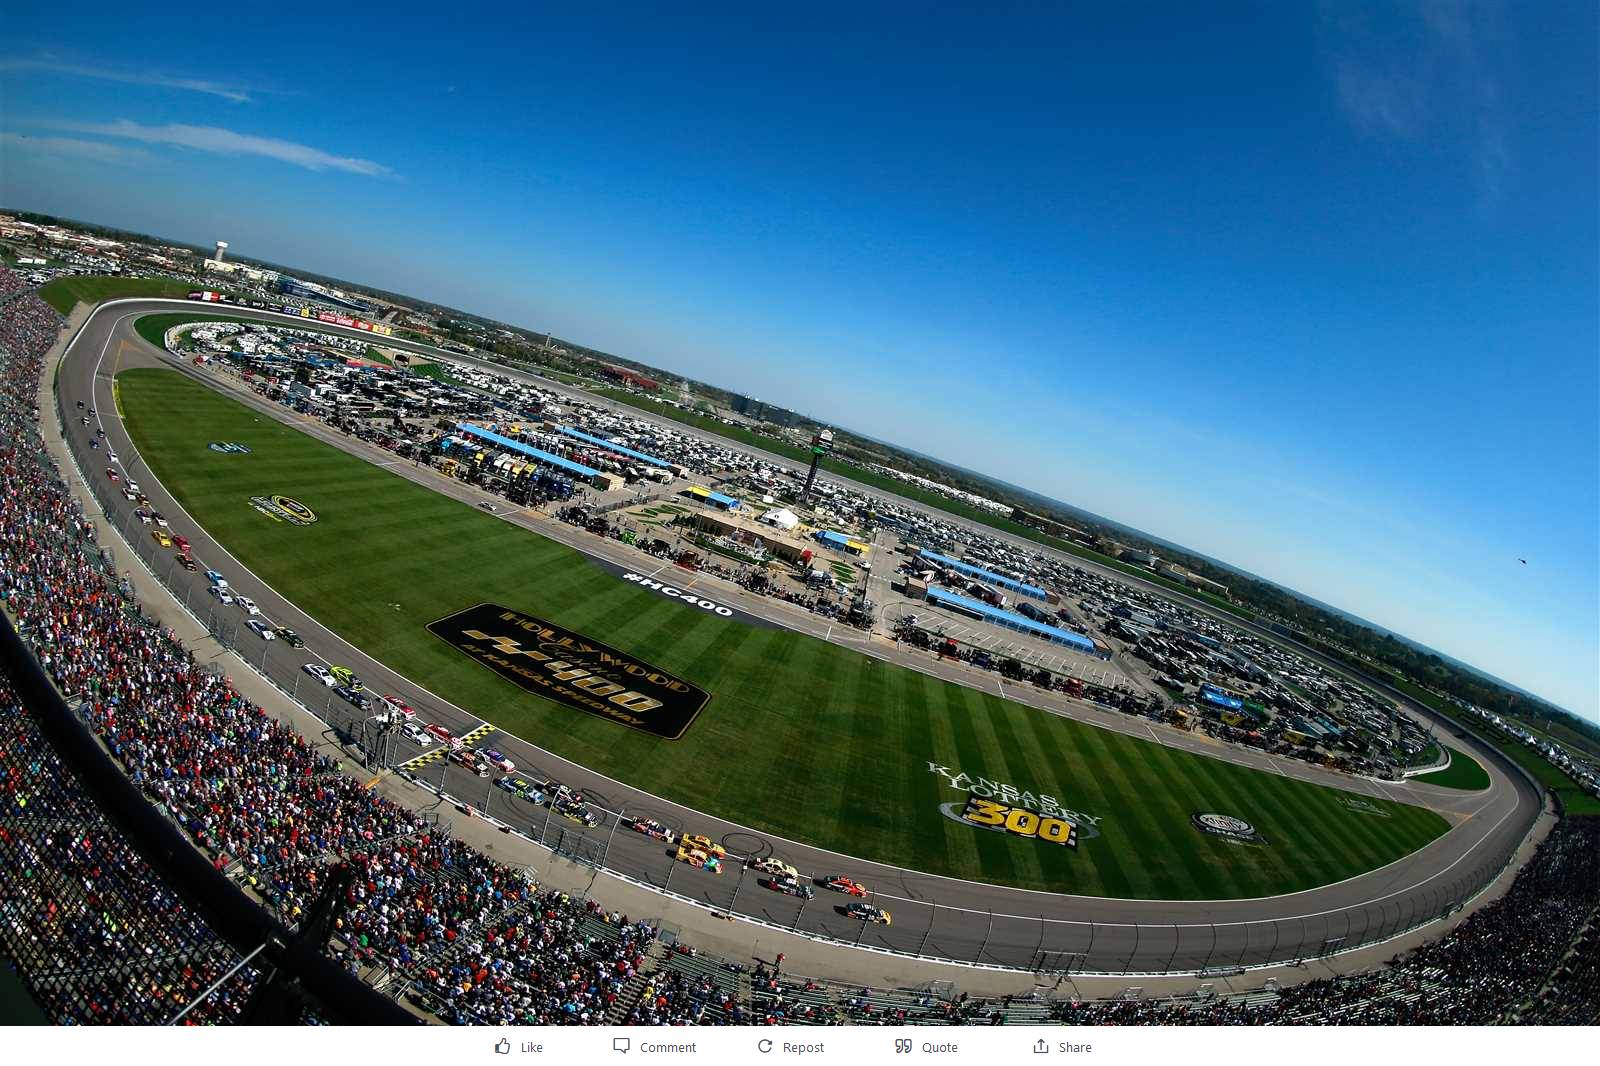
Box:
[207,585,235,605]
[106,450,118,463]
[379,694,416,720]
[328,665,363,690]
[246,619,275,640]
[449,749,490,778]
[151,528,173,548]
[479,749,515,773]
[536,779,578,803]
[234,595,260,616]
[495,776,537,799]
[125,481,141,496]
[680,834,727,858]
[175,554,198,572]
[133,508,153,525]
[302,663,337,687]
[105,467,119,483]
[335,685,371,709]
[762,875,814,899]
[121,488,138,502]
[822,876,869,897]
[748,857,797,878]
[274,627,304,647]
[674,845,723,873]
[172,535,190,554]
[555,797,599,827]
[625,817,677,843]
[845,902,891,925]
[151,511,169,527]
[401,722,433,747]
[424,722,460,747]
[204,570,228,588]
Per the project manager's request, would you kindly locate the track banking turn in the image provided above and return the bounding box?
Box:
[55,298,1543,976]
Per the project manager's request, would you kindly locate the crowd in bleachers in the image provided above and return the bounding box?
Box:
[0,268,1594,1027]
[0,269,32,303]
[0,676,258,1024]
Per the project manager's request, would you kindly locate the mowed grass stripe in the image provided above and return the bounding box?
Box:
[117,367,1451,899]
[1017,710,1136,896]
[1071,716,1204,898]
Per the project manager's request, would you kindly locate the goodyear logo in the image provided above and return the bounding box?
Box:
[426,603,710,740]
[248,494,317,526]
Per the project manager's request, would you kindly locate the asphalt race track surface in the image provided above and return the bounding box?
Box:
[55,299,1544,975]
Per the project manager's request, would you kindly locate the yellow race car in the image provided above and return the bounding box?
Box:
[151,528,174,549]
[675,845,723,873]
[680,834,727,858]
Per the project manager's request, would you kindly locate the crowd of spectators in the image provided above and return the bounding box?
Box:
[0,676,259,1024]
[0,269,33,303]
[0,268,1593,1027]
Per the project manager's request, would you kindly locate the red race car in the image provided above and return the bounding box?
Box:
[822,875,869,897]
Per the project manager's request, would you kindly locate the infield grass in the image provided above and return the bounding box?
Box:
[39,276,213,315]
[119,367,1451,899]
[1414,746,1491,791]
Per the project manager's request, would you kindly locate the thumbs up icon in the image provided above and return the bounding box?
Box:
[495,1039,511,1055]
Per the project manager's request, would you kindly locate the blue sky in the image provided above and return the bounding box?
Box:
[3,3,1595,720]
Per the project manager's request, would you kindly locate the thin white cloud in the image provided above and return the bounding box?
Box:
[42,119,392,176]
[0,58,257,103]
[0,130,149,164]
[1320,0,1509,200]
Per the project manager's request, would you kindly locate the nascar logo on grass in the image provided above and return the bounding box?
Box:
[248,494,317,525]
[427,602,711,740]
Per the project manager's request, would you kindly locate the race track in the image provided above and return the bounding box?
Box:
[53,298,1544,976]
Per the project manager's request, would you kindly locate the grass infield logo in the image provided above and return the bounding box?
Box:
[208,441,252,454]
[1191,811,1266,844]
[427,602,711,740]
[248,494,317,526]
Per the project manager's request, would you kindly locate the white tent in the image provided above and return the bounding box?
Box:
[760,507,800,531]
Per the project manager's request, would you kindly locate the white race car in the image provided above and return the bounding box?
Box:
[246,619,275,640]
[302,663,336,687]
[234,595,260,616]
